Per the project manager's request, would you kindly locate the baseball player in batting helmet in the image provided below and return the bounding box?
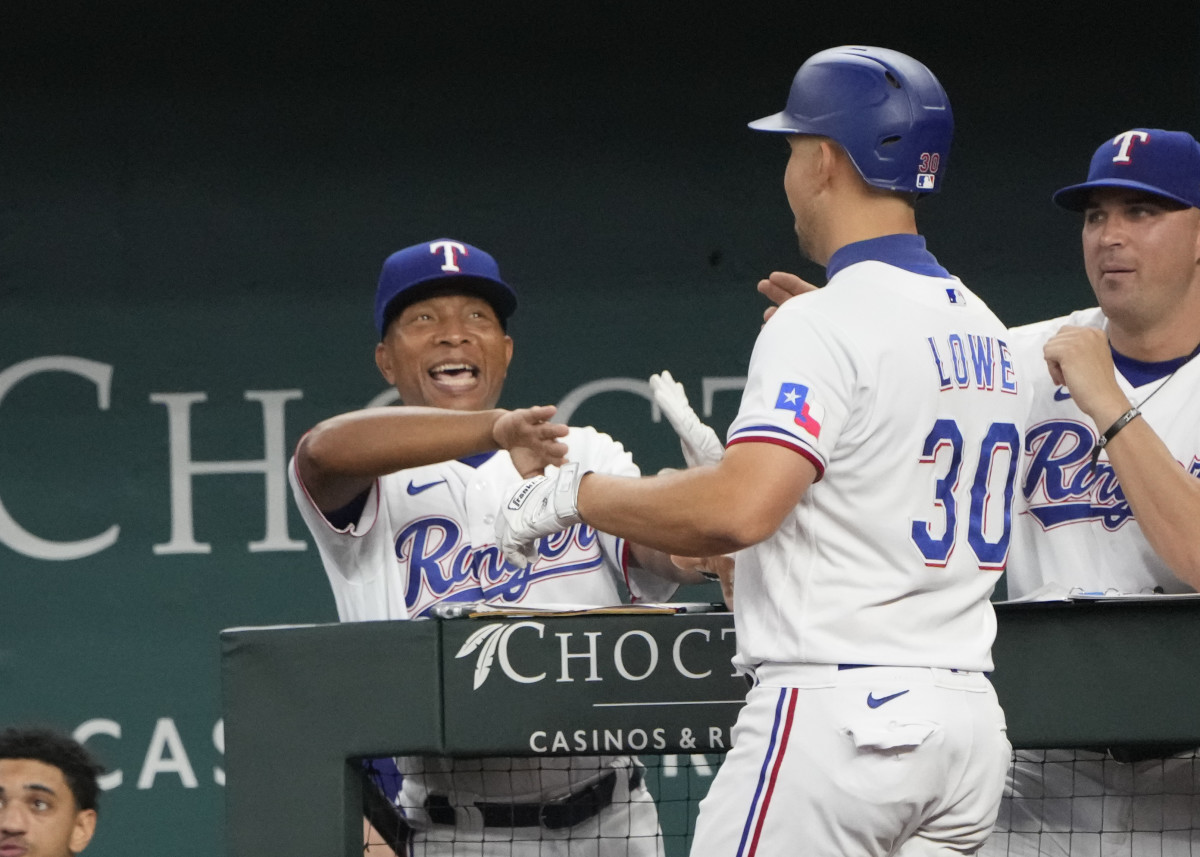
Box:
[499,46,1021,856]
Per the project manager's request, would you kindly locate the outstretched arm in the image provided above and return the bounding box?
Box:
[297,405,568,513]
[579,442,813,556]
[1045,325,1200,588]
[498,442,814,567]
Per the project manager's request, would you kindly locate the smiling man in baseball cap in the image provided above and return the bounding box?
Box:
[287,238,708,855]
[996,129,1200,854]
[370,239,518,415]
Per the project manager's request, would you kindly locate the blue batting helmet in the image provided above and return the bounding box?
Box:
[749,46,953,194]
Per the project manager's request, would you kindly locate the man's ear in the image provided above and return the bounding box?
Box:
[1192,212,1200,265]
[817,139,849,187]
[375,341,395,386]
[69,808,98,853]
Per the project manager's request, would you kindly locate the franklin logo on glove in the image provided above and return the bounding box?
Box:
[506,477,545,511]
[496,463,590,567]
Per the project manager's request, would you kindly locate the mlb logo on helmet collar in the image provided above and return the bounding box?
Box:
[916,174,935,190]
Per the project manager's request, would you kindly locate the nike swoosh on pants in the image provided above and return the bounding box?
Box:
[866,689,910,708]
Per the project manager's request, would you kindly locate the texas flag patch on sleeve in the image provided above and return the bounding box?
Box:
[775,383,823,438]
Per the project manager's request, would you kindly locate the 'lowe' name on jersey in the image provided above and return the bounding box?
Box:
[926,332,1017,394]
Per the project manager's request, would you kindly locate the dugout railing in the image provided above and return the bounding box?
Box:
[220,598,1200,857]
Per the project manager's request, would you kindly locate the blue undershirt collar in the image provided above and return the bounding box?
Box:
[1112,342,1200,387]
[458,450,498,468]
[825,234,952,281]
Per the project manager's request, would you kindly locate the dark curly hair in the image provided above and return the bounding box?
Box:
[0,727,105,813]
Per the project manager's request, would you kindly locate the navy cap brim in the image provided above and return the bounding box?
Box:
[1053,178,1199,212]
[379,276,517,337]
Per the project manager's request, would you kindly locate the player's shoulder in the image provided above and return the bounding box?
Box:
[777,268,999,337]
[768,279,848,328]
[1007,307,1105,349]
[763,293,849,359]
[821,263,990,315]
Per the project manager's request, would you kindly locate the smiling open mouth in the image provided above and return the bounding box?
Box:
[430,362,479,387]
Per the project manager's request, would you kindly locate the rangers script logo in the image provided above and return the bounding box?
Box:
[399,518,604,616]
[1024,420,1200,530]
[1023,421,1133,530]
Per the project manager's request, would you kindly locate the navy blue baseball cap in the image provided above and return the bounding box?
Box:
[374,239,518,337]
[1053,129,1200,212]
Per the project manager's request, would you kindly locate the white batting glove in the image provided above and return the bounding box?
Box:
[649,370,724,468]
[496,463,589,567]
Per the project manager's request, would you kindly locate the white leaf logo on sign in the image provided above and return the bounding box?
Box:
[455,621,547,689]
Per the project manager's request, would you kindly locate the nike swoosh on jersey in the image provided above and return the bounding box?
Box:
[407,479,447,495]
[866,689,910,709]
[1053,387,1072,401]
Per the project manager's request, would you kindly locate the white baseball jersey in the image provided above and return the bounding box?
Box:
[987,308,1200,857]
[289,424,673,852]
[694,236,1018,857]
[726,237,1025,673]
[289,425,677,623]
[1007,307,1200,597]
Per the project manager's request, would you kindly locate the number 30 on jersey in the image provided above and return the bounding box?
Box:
[912,419,1020,569]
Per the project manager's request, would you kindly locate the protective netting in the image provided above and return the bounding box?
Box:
[984,749,1200,857]
[360,749,1200,856]
[361,753,724,857]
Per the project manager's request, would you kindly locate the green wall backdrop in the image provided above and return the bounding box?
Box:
[1,1,1197,854]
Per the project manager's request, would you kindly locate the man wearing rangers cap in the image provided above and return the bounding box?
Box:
[991,129,1200,855]
[288,238,713,855]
